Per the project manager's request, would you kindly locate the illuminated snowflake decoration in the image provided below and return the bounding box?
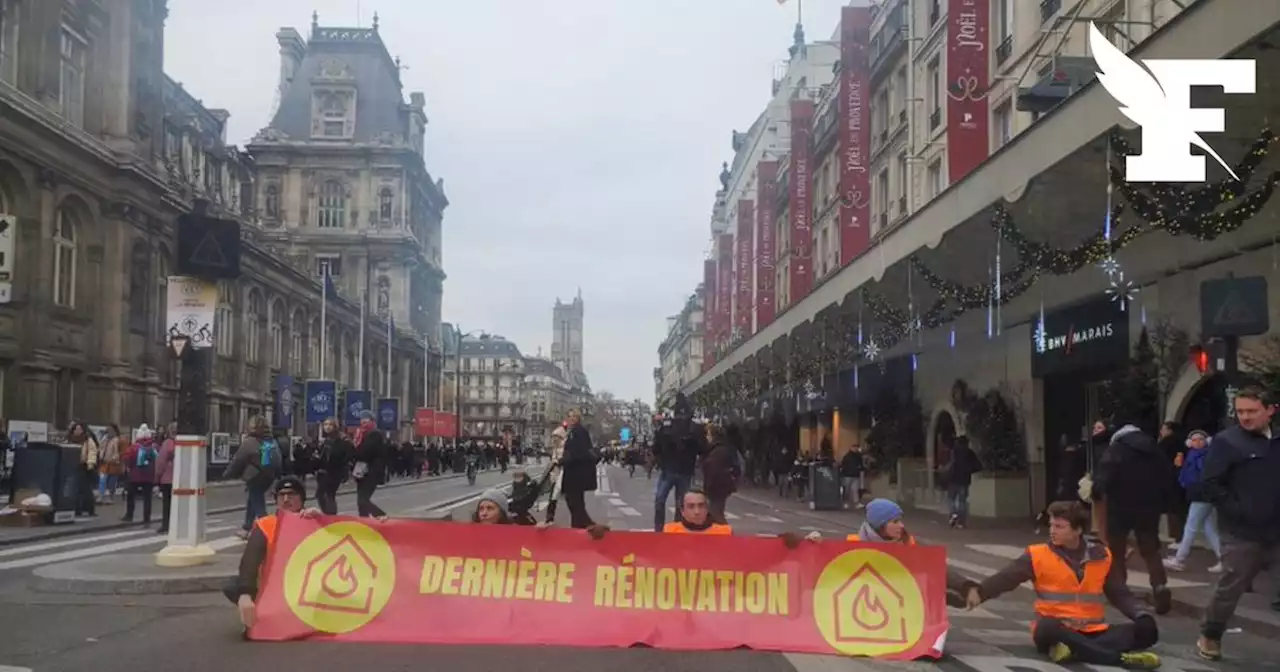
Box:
[863,340,881,361]
[1106,271,1139,311]
[1033,319,1047,354]
[1099,256,1121,278]
[906,314,922,335]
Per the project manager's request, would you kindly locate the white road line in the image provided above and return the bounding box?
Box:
[752,514,784,523]
[782,652,882,672]
[0,528,158,558]
[724,511,740,521]
[0,525,237,571]
[608,498,626,507]
[208,536,246,552]
[0,665,34,672]
[619,506,641,517]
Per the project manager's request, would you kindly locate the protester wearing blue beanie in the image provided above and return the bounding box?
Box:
[865,498,904,529]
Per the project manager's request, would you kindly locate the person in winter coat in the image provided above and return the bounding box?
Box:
[1197,385,1280,662]
[543,425,568,525]
[650,393,702,531]
[224,415,283,538]
[314,417,351,515]
[839,445,865,508]
[121,425,159,524]
[68,421,97,517]
[1164,430,1222,572]
[1087,420,1114,540]
[472,489,512,525]
[701,423,739,525]
[153,422,178,535]
[1091,423,1173,615]
[96,424,123,505]
[559,409,598,529]
[944,436,981,528]
[1158,422,1189,543]
[351,412,389,520]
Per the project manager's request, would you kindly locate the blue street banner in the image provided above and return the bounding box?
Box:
[344,390,371,428]
[274,375,295,429]
[620,427,632,443]
[377,398,399,431]
[305,380,337,424]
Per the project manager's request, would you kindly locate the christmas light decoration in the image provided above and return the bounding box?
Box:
[863,340,881,361]
[1106,271,1138,311]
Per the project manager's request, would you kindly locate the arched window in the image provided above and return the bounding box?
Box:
[317,180,345,228]
[52,205,77,307]
[264,184,280,219]
[378,187,393,221]
[128,240,149,326]
[289,310,305,375]
[216,281,235,357]
[245,290,263,363]
[269,300,285,370]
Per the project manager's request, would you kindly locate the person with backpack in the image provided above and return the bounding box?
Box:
[1164,430,1223,573]
[224,415,282,539]
[121,424,159,524]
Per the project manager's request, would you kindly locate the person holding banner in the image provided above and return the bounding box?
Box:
[227,476,321,630]
[472,489,512,525]
[964,500,1161,669]
[663,488,731,535]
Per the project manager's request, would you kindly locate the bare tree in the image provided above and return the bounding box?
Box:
[1147,317,1192,418]
[1240,335,1280,398]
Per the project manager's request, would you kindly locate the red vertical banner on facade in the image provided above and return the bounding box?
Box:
[702,258,717,371]
[788,100,815,304]
[717,233,734,351]
[946,0,990,182]
[839,5,872,265]
[755,161,777,329]
[735,200,754,336]
[414,408,435,437]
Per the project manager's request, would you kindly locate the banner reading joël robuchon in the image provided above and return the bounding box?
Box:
[250,516,949,659]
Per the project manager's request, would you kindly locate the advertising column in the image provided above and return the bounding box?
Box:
[839,5,872,266]
[717,233,734,352]
[755,161,778,329]
[946,0,991,182]
[703,258,717,371]
[736,200,755,337]
[788,99,815,304]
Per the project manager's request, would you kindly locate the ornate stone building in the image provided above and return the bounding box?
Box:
[522,354,572,448]
[457,334,525,440]
[0,1,429,435]
[247,13,447,409]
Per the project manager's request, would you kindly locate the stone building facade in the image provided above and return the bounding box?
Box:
[247,14,446,411]
[457,334,525,440]
[522,355,573,448]
[0,1,430,436]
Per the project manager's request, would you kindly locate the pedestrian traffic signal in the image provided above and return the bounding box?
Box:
[1190,344,1210,375]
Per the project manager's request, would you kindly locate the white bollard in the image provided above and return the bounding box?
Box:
[155,434,216,567]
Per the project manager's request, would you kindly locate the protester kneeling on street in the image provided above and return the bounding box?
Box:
[227,476,324,631]
[473,489,512,524]
[964,500,1161,670]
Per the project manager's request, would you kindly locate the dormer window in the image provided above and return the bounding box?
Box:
[312,89,355,139]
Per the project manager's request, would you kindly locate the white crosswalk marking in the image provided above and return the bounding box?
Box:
[724,511,740,520]
[0,528,158,558]
[619,506,641,517]
[0,524,237,571]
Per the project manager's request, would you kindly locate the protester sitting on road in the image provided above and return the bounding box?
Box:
[473,489,513,525]
[227,475,322,631]
[963,500,1161,670]
[663,488,732,535]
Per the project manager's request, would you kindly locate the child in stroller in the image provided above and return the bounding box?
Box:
[507,468,551,526]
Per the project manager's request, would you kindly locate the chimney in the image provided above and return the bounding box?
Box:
[275,27,306,102]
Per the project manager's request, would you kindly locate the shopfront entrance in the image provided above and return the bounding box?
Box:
[1033,297,1132,509]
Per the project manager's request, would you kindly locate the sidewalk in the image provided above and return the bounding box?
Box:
[733,484,1280,638]
[0,472,464,547]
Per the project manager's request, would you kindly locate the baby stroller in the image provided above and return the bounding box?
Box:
[508,469,555,526]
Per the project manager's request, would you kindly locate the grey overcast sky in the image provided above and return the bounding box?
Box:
[164,0,846,404]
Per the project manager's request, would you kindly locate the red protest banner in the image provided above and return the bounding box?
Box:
[433,412,455,438]
[413,408,435,438]
[250,516,949,659]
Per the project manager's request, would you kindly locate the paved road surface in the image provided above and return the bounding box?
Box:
[0,465,1276,672]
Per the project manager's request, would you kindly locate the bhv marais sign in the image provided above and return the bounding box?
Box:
[1032,298,1130,378]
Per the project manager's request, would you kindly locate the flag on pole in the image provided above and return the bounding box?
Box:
[386,315,394,397]
[320,265,333,378]
[357,289,366,389]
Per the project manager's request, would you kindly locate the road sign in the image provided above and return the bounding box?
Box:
[1200,276,1269,338]
[176,213,240,280]
[165,276,217,349]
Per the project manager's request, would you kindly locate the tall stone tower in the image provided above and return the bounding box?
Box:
[550,290,584,379]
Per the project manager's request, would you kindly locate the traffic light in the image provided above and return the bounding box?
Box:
[1190,344,1210,375]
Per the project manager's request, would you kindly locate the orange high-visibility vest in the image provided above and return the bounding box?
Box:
[1028,543,1111,633]
[846,533,917,545]
[255,514,280,553]
[663,522,732,535]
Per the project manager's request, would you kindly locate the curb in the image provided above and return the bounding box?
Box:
[0,472,466,548]
[30,555,239,596]
[733,492,1280,638]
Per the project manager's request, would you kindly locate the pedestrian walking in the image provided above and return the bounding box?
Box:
[1197,386,1280,662]
[352,411,389,520]
[1091,422,1174,615]
[1164,429,1223,573]
[154,422,177,534]
[68,421,97,517]
[559,409,598,529]
[121,425,158,524]
[223,416,282,539]
[650,393,700,531]
[700,422,739,525]
[944,436,981,528]
[314,417,349,515]
[96,424,122,505]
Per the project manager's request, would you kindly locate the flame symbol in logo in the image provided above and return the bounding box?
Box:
[851,584,889,630]
[321,556,359,599]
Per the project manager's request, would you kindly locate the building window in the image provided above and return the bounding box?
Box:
[876,168,890,229]
[245,292,263,364]
[264,184,280,219]
[379,187,394,221]
[994,100,1013,149]
[270,314,283,369]
[290,312,304,375]
[894,67,907,122]
[927,158,943,198]
[59,27,86,128]
[926,57,941,131]
[896,151,908,207]
[0,0,18,84]
[53,206,77,307]
[216,281,235,358]
[313,90,354,139]
[317,180,346,228]
[316,255,342,278]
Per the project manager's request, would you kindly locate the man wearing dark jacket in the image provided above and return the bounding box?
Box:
[1197,386,1279,661]
[559,409,597,529]
[1091,423,1173,615]
[352,412,388,520]
[650,393,702,531]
